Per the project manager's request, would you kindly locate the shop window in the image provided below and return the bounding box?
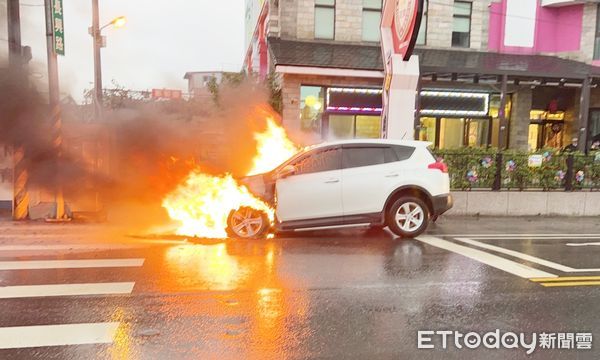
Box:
[300,86,324,136]
[419,117,436,143]
[590,109,600,145]
[315,0,335,40]
[452,1,471,48]
[328,115,381,140]
[362,0,382,42]
[416,0,428,45]
[489,94,512,148]
[594,5,600,60]
[527,110,565,151]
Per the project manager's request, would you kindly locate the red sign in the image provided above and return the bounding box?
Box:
[392,0,424,61]
[152,88,183,99]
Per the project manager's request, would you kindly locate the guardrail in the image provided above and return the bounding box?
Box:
[432,149,600,191]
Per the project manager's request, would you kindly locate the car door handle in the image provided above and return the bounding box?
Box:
[324,178,340,183]
[385,173,399,178]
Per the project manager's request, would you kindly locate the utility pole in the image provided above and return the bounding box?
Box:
[7,0,29,220]
[92,0,103,121]
[44,0,66,220]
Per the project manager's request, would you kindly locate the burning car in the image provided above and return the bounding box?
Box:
[226,139,453,239]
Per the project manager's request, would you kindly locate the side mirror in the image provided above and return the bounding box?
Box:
[276,165,296,180]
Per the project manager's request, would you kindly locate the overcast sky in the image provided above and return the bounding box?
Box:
[2,0,245,101]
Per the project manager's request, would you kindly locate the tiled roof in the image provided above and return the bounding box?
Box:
[268,38,383,71]
[269,38,600,80]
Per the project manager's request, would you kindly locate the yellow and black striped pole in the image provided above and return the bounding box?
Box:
[51,104,65,219]
[12,146,29,220]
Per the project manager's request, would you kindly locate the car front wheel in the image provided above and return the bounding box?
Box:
[386,196,429,238]
[226,206,269,239]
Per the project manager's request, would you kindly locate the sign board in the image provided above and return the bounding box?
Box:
[392,0,424,61]
[152,89,183,100]
[528,155,543,168]
[52,0,65,55]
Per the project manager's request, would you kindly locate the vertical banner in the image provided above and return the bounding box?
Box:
[52,0,65,55]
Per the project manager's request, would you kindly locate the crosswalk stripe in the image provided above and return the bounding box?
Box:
[0,322,120,349]
[0,282,135,299]
[0,258,144,270]
[416,236,557,279]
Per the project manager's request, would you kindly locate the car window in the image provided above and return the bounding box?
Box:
[292,147,342,175]
[343,147,385,168]
[392,145,415,161]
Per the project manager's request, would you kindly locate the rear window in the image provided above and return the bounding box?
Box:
[391,145,415,161]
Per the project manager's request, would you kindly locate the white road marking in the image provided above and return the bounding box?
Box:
[455,237,600,273]
[0,258,144,270]
[566,242,600,247]
[0,322,120,349]
[416,236,557,279]
[0,282,135,299]
[0,240,186,252]
[454,237,575,272]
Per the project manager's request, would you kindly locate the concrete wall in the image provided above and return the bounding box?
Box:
[448,191,600,216]
[509,87,532,150]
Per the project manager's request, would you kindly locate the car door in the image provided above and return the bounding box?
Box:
[341,145,414,216]
[275,146,343,222]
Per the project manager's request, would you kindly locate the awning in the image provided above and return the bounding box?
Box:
[268,38,600,84]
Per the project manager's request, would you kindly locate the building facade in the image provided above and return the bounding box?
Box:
[245,0,600,150]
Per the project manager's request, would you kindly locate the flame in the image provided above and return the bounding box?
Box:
[162,113,299,238]
[247,118,299,176]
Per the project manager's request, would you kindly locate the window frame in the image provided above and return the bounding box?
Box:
[315,0,336,40]
[452,0,472,48]
[362,0,382,42]
[594,4,600,60]
[416,0,428,46]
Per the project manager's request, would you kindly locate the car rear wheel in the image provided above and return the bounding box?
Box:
[226,206,269,239]
[386,197,429,238]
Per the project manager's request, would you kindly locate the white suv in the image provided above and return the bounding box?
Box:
[226,139,452,239]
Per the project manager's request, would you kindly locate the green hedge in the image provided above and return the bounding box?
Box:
[432,148,600,191]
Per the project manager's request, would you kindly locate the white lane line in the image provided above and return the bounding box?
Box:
[454,237,575,272]
[566,242,600,247]
[0,240,186,252]
[416,236,557,279]
[0,258,144,270]
[455,237,600,273]
[0,322,120,349]
[0,282,135,299]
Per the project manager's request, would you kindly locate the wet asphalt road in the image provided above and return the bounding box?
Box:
[0,217,600,359]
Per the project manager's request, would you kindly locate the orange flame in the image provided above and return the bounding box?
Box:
[247,118,299,176]
[162,115,299,238]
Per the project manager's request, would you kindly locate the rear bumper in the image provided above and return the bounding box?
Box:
[432,194,453,216]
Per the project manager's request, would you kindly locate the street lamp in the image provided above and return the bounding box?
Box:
[90,0,126,121]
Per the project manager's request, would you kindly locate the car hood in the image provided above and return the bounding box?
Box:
[237,173,272,204]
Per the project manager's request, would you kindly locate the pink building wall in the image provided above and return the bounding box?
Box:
[488,0,583,54]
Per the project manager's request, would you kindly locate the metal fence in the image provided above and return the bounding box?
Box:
[432,149,600,191]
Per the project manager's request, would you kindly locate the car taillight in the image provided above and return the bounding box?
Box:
[428,161,448,173]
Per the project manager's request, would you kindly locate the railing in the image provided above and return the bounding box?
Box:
[432,148,600,191]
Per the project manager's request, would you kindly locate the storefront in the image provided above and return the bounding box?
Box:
[267,40,600,150]
[417,90,512,149]
[300,86,383,140]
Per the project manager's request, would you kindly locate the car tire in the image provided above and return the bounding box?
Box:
[226,206,270,239]
[386,196,429,238]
